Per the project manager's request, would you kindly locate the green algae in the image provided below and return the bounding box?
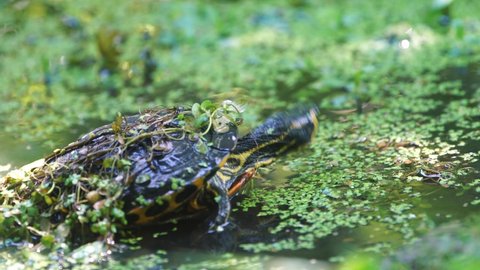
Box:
[237,50,480,252]
[239,111,479,252]
[238,68,480,252]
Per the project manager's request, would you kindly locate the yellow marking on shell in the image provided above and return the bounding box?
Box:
[129,176,205,224]
[129,154,230,224]
[189,193,204,210]
[130,195,181,225]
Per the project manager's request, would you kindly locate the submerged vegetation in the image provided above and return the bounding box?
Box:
[1,0,480,268]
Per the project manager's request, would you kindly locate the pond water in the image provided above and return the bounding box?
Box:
[2,1,480,269]
[1,64,479,269]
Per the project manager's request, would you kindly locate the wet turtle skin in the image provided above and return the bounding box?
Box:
[36,105,319,230]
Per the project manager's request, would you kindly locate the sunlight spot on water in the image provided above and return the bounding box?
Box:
[400,39,410,49]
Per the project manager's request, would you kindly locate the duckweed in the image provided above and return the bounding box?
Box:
[239,73,480,251]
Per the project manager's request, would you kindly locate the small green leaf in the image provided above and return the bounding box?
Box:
[194,113,209,128]
[136,195,150,206]
[112,208,125,220]
[170,177,185,190]
[200,100,215,112]
[41,234,55,249]
[195,140,208,154]
[136,174,151,184]
[191,103,201,118]
[102,158,115,169]
[176,113,185,121]
[65,174,81,186]
[118,159,132,169]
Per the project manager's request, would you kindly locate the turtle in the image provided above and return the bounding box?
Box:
[2,102,318,236]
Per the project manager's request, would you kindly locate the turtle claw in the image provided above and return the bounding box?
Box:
[208,219,236,234]
[207,201,230,233]
[208,221,228,233]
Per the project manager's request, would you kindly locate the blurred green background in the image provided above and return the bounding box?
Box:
[1,0,480,269]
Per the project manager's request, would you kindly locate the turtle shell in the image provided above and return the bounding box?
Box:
[39,107,238,225]
[123,126,238,224]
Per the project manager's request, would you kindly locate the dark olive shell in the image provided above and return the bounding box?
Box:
[121,128,237,212]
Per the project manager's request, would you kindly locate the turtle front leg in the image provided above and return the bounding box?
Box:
[207,175,231,233]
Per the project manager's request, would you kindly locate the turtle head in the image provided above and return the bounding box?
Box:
[211,105,319,198]
[217,105,318,196]
[231,105,319,164]
[242,105,318,150]
[267,105,319,147]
